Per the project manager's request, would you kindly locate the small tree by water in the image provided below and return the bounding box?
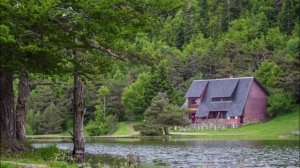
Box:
[144,92,188,135]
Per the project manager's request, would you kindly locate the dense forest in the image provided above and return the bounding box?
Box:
[1,0,299,163]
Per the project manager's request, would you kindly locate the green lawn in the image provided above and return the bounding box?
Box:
[171,106,300,140]
[112,121,140,136]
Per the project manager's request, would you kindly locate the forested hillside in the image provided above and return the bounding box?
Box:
[1,0,299,137]
[19,0,299,136]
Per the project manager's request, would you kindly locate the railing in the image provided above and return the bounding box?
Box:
[188,104,198,109]
[175,118,241,131]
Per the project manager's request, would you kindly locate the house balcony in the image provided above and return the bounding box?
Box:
[226,118,241,125]
[188,104,199,109]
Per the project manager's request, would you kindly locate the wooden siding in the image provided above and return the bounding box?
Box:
[243,81,268,122]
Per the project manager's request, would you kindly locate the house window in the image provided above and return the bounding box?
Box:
[212,97,222,102]
[209,111,227,119]
[219,111,227,119]
[209,111,219,119]
[212,97,232,102]
[190,98,199,105]
[190,98,197,105]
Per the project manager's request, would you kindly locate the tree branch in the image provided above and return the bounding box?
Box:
[29,81,67,86]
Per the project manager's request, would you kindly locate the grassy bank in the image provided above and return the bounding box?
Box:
[112,121,140,136]
[0,145,78,168]
[0,145,158,168]
[171,106,300,140]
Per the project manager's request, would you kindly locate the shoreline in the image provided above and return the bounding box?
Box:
[26,133,299,141]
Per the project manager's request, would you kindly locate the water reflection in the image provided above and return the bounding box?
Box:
[33,139,299,167]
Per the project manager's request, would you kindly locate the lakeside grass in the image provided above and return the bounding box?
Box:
[0,145,78,168]
[112,121,140,136]
[171,106,300,140]
[0,145,161,168]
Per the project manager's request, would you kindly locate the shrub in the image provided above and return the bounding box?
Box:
[132,123,146,131]
[85,121,106,136]
[85,114,117,136]
[268,89,295,116]
[140,125,163,136]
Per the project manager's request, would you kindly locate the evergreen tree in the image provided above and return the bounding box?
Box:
[39,103,63,134]
[277,0,300,34]
[144,92,188,135]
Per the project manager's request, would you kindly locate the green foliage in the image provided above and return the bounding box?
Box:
[150,60,184,105]
[25,123,34,135]
[268,90,295,116]
[265,27,287,51]
[85,121,106,136]
[85,104,117,136]
[38,145,60,161]
[255,61,281,89]
[143,92,188,135]
[0,25,15,43]
[98,86,110,98]
[0,162,17,168]
[27,103,64,135]
[112,122,138,136]
[135,122,163,136]
[41,103,63,133]
[1,145,78,168]
[140,125,163,136]
[277,0,300,34]
[0,0,65,73]
[122,60,185,120]
[122,72,152,119]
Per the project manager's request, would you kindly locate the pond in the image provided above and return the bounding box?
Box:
[32,138,299,167]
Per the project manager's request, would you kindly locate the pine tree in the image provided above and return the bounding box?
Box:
[144,92,188,135]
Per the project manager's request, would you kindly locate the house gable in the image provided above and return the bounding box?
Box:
[243,80,268,121]
[192,77,254,118]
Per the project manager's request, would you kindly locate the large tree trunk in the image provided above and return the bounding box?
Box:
[16,72,30,141]
[72,73,85,163]
[0,71,21,151]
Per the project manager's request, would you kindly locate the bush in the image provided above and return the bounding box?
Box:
[268,90,295,116]
[132,123,146,131]
[133,123,163,136]
[85,121,106,136]
[85,114,117,136]
[140,125,163,136]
